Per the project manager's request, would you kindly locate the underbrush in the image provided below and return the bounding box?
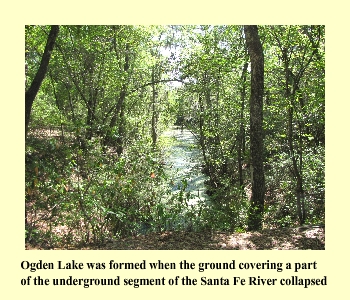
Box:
[25,129,223,248]
[25,128,324,249]
[25,130,172,248]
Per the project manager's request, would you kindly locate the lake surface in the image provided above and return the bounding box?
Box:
[161,126,209,206]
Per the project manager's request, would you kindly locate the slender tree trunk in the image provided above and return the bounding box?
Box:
[198,94,209,174]
[287,98,306,224]
[151,68,158,146]
[244,25,265,231]
[272,27,320,225]
[115,90,127,155]
[86,87,98,140]
[25,25,59,138]
[116,43,130,154]
[283,53,306,225]
[106,43,130,154]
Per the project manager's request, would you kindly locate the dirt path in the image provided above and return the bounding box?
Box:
[27,226,324,250]
[100,227,324,250]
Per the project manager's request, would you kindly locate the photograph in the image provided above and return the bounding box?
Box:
[25,25,325,250]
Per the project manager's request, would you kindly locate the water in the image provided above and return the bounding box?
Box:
[161,126,209,206]
[138,126,209,234]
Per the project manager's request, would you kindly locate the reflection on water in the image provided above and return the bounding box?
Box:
[162,126,208,205]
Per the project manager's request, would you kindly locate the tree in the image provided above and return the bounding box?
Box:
[244,25,265,231]
[268,25,324,225]
[25,25,59,137]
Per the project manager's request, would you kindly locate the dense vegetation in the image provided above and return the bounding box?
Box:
[25,25,325,249]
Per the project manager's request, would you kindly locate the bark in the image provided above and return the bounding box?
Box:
[106,42,130,154]
[151,68,157,146]
[198,94,209,174]
[238,61,248,188]
[287,98,306,224]
[244,25,265,231]
[25,25,59,137]
[279,40,310,225]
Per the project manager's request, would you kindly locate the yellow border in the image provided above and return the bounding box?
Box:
[1,1,348,299]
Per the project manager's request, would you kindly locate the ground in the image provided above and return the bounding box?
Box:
[26,226,325,250]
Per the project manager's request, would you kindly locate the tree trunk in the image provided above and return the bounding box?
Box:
[198,94,210,174]
[238,61,248,188]
[244,25,265,231]
[151,68,158,146]
[25,25,59,137]
[271,26,321,225]
[106,43,130,154]
[287,102,306,224]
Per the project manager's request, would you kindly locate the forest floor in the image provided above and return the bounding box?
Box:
[26,226,325,250]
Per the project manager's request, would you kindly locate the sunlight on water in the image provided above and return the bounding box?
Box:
[161,126,208,205]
